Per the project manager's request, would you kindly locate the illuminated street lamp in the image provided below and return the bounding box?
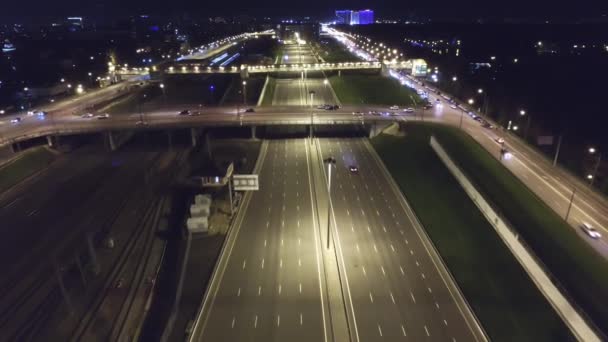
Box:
[452,76,457,81]
[468,98,474,105]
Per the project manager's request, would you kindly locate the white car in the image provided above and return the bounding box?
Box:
[580,222,601,239]
[389,105,399,110]
[81,113,94,118]
[10,117,21,124]
[404,108,414,113]
[495,137,505,145]
[96,113,110,119]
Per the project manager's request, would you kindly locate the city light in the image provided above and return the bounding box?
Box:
[452,76,457,81]
[520,110,526,116]
[477,88,483,94]
[589,147,597,154]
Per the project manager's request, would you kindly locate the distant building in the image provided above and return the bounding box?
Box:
[66,17,84,31]
[358,10,374,25]
[351,11,360,25]
[2,39,16,53]
[335,9,374,25]
[335,10,352,25]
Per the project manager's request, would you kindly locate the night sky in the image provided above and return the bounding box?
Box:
[2,0,607,22]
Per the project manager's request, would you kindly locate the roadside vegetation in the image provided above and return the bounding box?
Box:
[260,77,276,106]
[329,73,421,106]
[422,122,608,337]
[0,147,56,193]
[372,123,574,341]
[220,76,265,106]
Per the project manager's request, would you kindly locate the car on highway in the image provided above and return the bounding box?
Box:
[245,108,255,113]
[369,111,380,116]
[349,165,359,173]
[495,137,505,144]
[178,110,191,116]
[403,108,415,113]
[10,117,21,124]
[317,105,327,109]
[36,111,47,117]
[580,222,602,239]
[450,105,458,109]
[423,104,433,109]
[81,113,94,118]
[96,113,110,120]
[324,105,340,110]
[389,105,399,110]
[481,122,495,129]
[352,111,364,115]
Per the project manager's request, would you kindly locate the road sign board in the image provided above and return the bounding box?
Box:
[233,174,259,191]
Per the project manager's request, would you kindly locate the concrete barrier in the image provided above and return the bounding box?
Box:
[429,135,601,342]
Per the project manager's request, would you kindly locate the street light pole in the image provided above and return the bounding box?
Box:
[309,91,315,142]
[565,187,576,221]
[520,110,531,139]
[324,157,336,249]
[242,81,247,106]
[590,152,602,187]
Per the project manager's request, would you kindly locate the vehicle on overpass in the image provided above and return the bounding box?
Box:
[580,222,602,239]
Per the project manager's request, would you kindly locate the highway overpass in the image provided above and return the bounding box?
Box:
[116,60,419,78]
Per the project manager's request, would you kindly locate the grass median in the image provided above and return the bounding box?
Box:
[426,123,608,337]
[260,77,276,106]
[0,147,56,194]
[372,123,574,341]
[329,73,421,106]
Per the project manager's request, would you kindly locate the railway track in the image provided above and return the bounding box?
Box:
[0,152,164,341]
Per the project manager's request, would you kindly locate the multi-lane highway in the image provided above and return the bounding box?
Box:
[313,138,484,341]
[191,139,328,341]
[271,42,338,106]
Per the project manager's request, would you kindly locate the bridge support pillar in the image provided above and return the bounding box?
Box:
[10,142,20,153]
[251,126,257,140]
[167,130,173,149]
[190,128,198,147]
[75,253,87,287]
[381,63,390,77]
[107,131,117,151]
[86,234,100,275]
[240,68,250,80]
[204,131,213,160]
[46,135,56,148]
[54,263,74,313]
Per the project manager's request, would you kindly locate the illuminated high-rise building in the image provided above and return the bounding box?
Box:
[335,10,352,25]
[358,10,374,25]
[335,9,374,25]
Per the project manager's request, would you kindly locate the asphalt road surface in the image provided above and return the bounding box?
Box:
[272,42,337,106]
[194,139,328,341]
[314,138,481,341]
